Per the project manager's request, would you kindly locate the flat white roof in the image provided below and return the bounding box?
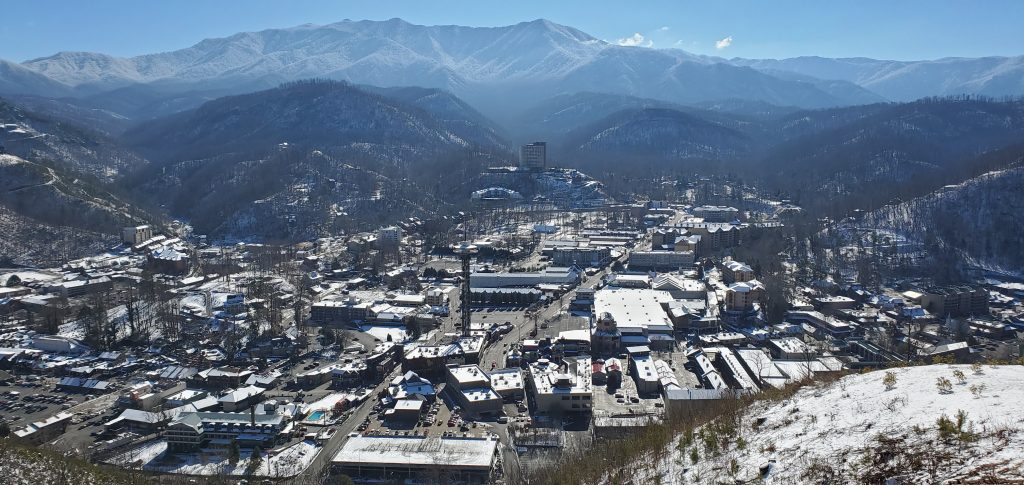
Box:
[394,399,423,411]
[489,369,523,392]
[594,288,673,332]
[530,357,592,395]
[332,435,498,469]
[448,365,490,387]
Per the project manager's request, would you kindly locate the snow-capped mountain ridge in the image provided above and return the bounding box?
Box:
[731,54,1024,101]
[9,18,879,112]
[22,18,607,88]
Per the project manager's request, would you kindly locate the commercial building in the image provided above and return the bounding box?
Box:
[470,266,581,289]
[519,142,547,171]
[628,251,695,271]
[165,411,286,451]
[446,365,503,416]
[149,246,189,274]
[652,274,706,300]
[46,277,113,298]
[528,357,592,414]
[469,287,542,306]
[488,368,525,401]
[629,350,661,395]
[785,310,856,339]
[766,337,817,360]
[217,385,266,412]
[331,435,499,483]
[388,371,437,402]
[814,295,856,315]
[424,287,447,306]
[13,412,73,444]
[593,288,675,350]
[551,246,611,267]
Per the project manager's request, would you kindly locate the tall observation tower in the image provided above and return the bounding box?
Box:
[452,243,478,338]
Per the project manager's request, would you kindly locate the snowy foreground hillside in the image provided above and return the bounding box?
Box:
[623,365,1024,484]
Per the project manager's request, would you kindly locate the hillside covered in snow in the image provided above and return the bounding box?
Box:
[864,164,1024,273]
[623,365,1024,484]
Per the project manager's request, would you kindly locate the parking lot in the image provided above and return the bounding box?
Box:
[1,377,92,428]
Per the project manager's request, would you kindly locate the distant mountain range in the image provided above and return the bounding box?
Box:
[730,55,1024,101]
[1,18,1023,267]
[4,18,1023,123]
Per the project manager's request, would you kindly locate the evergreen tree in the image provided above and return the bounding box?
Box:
[227,439,240,466]
[246,446,263,476]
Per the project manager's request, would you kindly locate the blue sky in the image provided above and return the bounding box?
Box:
[2,0,1022,62]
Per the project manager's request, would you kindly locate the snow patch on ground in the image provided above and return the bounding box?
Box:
[627,365,1024,484]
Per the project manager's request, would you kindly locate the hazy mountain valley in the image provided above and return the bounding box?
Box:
[1,12,1023,485]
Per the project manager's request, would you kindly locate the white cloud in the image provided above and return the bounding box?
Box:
[715,35,733,50]
[658,26,670,31]
[617,32,654,48]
